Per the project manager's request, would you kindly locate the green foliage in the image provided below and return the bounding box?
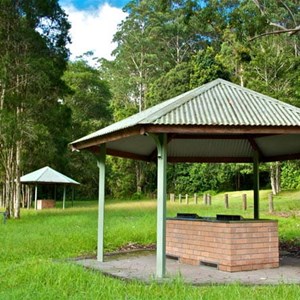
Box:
[106,158,137,198]
[190,46,230,87]
[245,35,300,106]
[60,60,113,199]
[147,62,192,106]
[1,0,299,209]
[97,0,300,199]
[0,0,71,217]
[168,163,236,194]
[281,161,300,190]
[63,60,112,137]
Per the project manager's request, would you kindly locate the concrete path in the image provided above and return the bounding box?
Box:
[75,252,300,285]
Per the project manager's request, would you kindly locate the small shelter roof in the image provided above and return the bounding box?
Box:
[20,166,80,185]
[70,79,300,163]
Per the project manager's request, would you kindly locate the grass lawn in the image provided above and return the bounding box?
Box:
[0,189,299,299]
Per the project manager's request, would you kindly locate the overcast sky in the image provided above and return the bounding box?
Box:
[59,1,129,61]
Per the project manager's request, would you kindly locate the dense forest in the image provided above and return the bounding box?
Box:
[0,0,300,218]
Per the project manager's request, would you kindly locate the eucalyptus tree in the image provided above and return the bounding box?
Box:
[105,0,205,194]
[251,0,300,41]
[0,0,70,217]
[244,35,300,194]
[63,59,112,198]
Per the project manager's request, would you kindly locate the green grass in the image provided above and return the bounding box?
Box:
[0,189,299,299]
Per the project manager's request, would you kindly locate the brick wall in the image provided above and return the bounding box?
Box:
[166,219,279,272]
[37,200,56,209]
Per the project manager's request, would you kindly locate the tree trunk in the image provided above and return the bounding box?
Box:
[270,162,281,195]
[14,139,21,218]
[136,161,145,194]
[275,161,281,194]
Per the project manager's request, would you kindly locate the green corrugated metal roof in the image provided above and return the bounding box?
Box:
[70,79,300,163]
[71,79,300,147]
[20,166,80,185]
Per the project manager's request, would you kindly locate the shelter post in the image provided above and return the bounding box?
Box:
[34,184,38,210]
[96,144,106,262]
[153,133,167,279]
[63,185,66,209]
[253,151,260,219]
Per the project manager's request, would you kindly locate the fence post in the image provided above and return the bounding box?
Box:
[194,193,198,204]
[185,194,189,204]
[179,194,182,204]
[269,193,274,213]
[242,194,247,210]
[207,194,211,206]
[224,193,229,209]
[170,193,175,202]
[203,194,206,205]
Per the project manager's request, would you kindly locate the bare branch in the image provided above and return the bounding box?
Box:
[251,0,300,40]
[279,0,297,27]
[252,0,265,15]
[249,27,300,41]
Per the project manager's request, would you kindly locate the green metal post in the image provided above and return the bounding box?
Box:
[96,144,106,262]
[34,184,38,210]
[253,151,260,220]
[155,133,167,279]
[63,185,66,209]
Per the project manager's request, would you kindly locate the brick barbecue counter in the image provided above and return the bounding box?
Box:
[37,199,56,209]
[166,217,279,272]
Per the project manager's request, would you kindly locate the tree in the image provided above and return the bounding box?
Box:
[63,59,112,199]
[245,35,300,105]
[146,61,192,107]
[251,0,300,40]
[0,0,70,217]
[216,29,251,86]
[190,46,230,87]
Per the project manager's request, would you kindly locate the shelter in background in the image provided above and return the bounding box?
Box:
[20,166,80,210]
[70,78,300,278]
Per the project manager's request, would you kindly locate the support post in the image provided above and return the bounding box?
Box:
[151,133,167,279]
[34,184,38,210]
[96,144,106,262]
[253,151,260,220]
[63,185,66,209]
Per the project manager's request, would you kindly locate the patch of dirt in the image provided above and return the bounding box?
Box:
[271,211,300,218]
[115,242,156,253]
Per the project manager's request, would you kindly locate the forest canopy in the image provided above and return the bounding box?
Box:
[0,0,300,217]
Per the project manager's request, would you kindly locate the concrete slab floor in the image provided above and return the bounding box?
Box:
[74,251,300,285]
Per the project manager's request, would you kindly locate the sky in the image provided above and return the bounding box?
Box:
[59,0,130,61]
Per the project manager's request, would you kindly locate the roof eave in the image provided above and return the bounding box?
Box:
[71,124,300,152]
[70,125,145,151]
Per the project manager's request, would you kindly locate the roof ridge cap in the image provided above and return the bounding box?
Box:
[36,166,49,182]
